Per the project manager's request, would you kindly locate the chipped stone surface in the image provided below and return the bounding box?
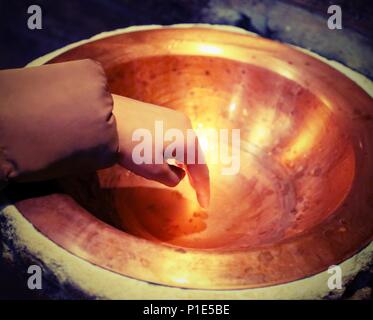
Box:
[348,287,372,300]
[1,199,373,299]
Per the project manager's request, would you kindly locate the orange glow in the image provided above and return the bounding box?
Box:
[282,107,330,163]
[249,122,272,147]
[38,26,365,291]
[196,43,223,55]
[282,129,314,162]
[248,108,291,148]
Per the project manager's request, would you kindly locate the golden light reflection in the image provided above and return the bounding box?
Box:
[196,43,223,55]
[318,94,334,112]
[198,134,209,154]
[248,108,291,148]
[229,101,237,113]
[227,84,244,119]
[171,276,189,285]
[271,63,296,81]
[282,130,314,162]
[281,106,330,163]
[249,122,272,147]
[193,124,219,164]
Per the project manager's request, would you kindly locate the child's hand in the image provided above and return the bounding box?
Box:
[112,94,210,208]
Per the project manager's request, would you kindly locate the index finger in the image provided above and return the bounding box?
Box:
[186,162,210,209]
[184,136,210,208]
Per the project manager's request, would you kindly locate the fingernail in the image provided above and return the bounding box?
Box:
[170,165,186,180]
[197,191,210,209]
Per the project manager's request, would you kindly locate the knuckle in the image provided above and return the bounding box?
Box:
[152,165,167,176]
[164,177,179,187]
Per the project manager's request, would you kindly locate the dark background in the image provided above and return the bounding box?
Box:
[0,0,209,69]
[0,0,372,299]
[0,0,372,70]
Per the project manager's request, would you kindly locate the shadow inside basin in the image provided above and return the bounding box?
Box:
[112,187,208,242]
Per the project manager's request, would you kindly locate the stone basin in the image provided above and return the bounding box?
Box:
[2,25,373,293]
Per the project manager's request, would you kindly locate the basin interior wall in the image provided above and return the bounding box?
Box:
[7,27,373,290]
[60,55,355,251]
